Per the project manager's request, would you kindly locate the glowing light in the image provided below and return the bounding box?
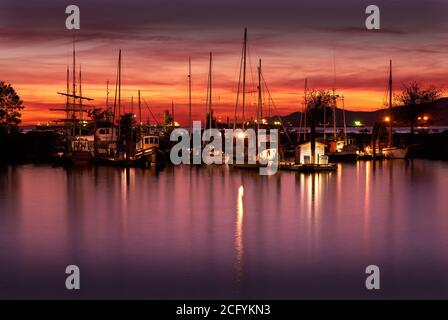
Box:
[354,120,363,127]
[236,185,244,282]
[423,116,429,121]
[274,121,281,126]
[235,131,246,139]
[384,116,390,122]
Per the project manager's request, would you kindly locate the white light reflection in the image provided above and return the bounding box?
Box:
[235,185,244,283]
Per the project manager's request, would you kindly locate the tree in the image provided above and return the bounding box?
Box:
[396,81,440,134]
[0,82,25,135]
[305,90,332,163]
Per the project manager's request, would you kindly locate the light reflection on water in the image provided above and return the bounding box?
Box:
[0,160,448,299]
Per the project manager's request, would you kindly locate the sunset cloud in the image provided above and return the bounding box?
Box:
[1,0,448,125]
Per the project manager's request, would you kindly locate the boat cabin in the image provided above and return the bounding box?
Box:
[136,135,160,156]
[70,135,95,152]
[95,128,117,142]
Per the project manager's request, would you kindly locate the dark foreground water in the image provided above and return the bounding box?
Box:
[1,160,448,299]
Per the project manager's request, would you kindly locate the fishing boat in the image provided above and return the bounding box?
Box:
[69,135,95,164]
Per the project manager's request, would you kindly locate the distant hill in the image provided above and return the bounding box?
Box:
[271,98,448,127]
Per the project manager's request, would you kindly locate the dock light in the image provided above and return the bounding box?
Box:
[423,116,429,121]
[235,131,246,139]
[384,116,390,122]
[261,118,267,124]
[354,120,362,127]
[274,121,281,126]
[418,116,422,121]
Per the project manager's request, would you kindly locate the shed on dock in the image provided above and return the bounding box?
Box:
[295,141,327,164]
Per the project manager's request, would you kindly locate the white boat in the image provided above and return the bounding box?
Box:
[382,146,408,159]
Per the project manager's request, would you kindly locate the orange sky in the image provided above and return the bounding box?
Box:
[2,0,448,125]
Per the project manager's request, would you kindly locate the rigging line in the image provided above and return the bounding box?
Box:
[141,97,160,126]
[234,40,245,129]
[261,72,292,144]
[247,46,258,120]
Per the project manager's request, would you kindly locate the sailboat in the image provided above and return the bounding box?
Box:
[230,29,274,170]
[382,60,408,159]
[325,58,358,162]
[52,42,95,164]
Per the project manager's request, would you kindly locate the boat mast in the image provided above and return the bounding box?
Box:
[388,59,393,147]
[72,40,76,136]
[342,95,347,144]
[79,64,82,136]
[188,57,192,132]
[66,66,70,136]
[257,58,262,128]
[118,49,122,138]
[332,54,337,141]
[106,80,109,109]
[138,90,142,126]
[172,100,175,126]
[303,78,308,142]
[242,28,247,129]
[208,51,213,130]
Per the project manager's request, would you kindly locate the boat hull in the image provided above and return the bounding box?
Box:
[70,151,93,164]
[327,152,357,162]
[382,147,408,159]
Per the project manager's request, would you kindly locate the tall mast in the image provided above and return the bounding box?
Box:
[332,54,337,140]
[72,40,76,136]
[242,28,247,129]
[208,51,213,130]
[303,78,308,142]
[172,100,175,123]
[138,90,142,126]
[106,80,109,109]
[79,64,82,136]
[188,57,192,132]
[66,66,70,135]
[342,95,347,144]
[388,59,393,147]
[118,49,122,137]
[257,58,262,127]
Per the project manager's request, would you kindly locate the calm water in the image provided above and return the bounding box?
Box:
[1,160,448,299]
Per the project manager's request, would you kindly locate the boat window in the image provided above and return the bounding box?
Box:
[145,138,150,144]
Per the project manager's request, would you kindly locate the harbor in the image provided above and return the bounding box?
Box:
[2,29,448,170]
[1,0,448,301]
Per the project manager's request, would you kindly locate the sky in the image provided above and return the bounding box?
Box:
[1,0,448,125]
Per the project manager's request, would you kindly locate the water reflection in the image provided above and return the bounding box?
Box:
[235,185,244,285]
[0,161,448,299]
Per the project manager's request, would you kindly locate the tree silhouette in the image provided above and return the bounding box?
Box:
[305,90,332,163]
[396,81,440,134]
[0,82,24,135]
